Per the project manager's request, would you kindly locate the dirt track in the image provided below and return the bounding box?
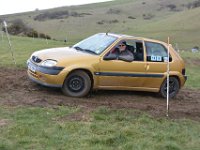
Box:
[0,67,200,121]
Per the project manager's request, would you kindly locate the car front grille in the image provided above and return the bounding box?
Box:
[28,69,39,78]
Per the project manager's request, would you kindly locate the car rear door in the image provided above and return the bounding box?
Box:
[143,41,170,89]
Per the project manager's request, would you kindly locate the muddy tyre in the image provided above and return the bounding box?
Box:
[159,77,180,99]
[62,71,91,97]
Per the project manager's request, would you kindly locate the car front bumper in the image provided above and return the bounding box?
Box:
[27,60,65,88]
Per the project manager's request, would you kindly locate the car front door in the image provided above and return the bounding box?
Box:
[96,39,147,88]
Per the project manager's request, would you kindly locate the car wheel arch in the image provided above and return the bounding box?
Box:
[64,68,94,90]
[159,75,180,98]
[160,74,181,89]
[171,75,181,87]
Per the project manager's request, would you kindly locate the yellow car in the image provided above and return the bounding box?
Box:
[27,33,187,98]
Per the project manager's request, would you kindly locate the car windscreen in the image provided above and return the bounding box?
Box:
[73,34,117,55]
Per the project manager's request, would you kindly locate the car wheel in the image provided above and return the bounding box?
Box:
[62,70,91,97]
[159,77,180,99]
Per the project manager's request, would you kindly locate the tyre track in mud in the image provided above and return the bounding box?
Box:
[0,68,200,121]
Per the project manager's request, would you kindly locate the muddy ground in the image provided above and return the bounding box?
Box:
[0,67,200,121]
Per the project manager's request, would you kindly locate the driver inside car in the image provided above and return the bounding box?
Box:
[109,41,134,62]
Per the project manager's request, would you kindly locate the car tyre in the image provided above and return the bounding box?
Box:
[62,70,91,97]
[159,77,180,99]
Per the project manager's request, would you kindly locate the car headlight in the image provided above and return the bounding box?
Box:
[41,60,57,67]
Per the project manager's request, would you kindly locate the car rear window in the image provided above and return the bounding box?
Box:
[145,42,172,62]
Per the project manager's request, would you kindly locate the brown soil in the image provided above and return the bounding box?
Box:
[0,68,200,121]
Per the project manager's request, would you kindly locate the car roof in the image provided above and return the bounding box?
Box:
[99,33,167,45]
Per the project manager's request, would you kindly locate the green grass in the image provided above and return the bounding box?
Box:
[185,66,200,89]
[180,51,200,89]
[0,106,200,150]
[180,51,200,59]
[0,36,67,67]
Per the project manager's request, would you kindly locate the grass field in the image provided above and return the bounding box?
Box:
[0,106,200,150]
[0,0,200,149]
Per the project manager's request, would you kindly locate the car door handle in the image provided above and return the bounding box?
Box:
[145,64,150,71]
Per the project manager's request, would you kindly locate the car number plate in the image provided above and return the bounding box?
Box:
[28,64,36,72]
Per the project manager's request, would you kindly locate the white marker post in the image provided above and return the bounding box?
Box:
[175,43,180,53]
[2,31,3,41]
[45,34,48,45]
[32,32,34,40]
[0,31,3,42]
[166,37,170,117]
[1,23,3,42]
[3,21,16,65]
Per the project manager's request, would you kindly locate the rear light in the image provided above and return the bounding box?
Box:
[182,68,186,75]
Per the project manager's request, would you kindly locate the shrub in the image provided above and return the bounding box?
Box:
[38,33,51,39]
[96,19,119,25]
[192,46,199,50]
[166,4,177,11]
[186,0,200,9]
[128,16,136,19]
[25,30,39,38]
[45,35,51,40]
[109,19,119,24]
[2,19,30,35]
[39,33,46,39]
[34,11,92,21]
[97,21,104,25]
[2,19,51,39]
[106,8,121,14]
[70,11,79,17]
[143,13,155,20]
[34,10,69,21]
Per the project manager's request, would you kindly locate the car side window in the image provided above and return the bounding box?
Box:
[145,42,171,62]
[106,40,144,62]
[134,41,144,61]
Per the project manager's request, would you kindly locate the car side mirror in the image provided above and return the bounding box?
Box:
[103,53,117,60]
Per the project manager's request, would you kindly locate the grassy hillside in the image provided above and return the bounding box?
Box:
[135,7,200,50]
[1,0,199,50]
